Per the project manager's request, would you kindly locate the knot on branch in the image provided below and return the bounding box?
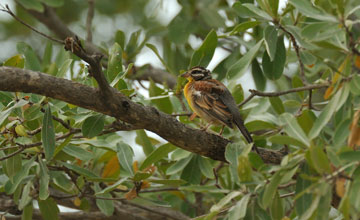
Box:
[64,36,85,54]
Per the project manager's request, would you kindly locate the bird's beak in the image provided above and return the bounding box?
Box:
[181,71,190,78]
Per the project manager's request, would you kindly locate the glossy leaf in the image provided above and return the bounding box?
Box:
[309,85,349,139]
[198,156,215,179]
[107,43,123,82]
[279,113,310,147]
[3,54,25,68]
[309,145,331,174]
[116,142,134,175]
[264,25,278,61]
[140,143,176,170]
[148,80,173,114]
[38,198,59,220]
[189,30,217,68]
[166,156,193,175]
[94,184,114,216]
[262,35,286,80]
[62,145,94,161]
[82,114,105,138]
[228,194,251,220]
[180,155,202,184]
[39,158,50,200]
[269,97,284,114]
[17,0,44,12]
[251,59,266,91]
[233,3,272,20]
[59,162,98,178]
[227,40,263,80]
[42,105,55,160]
[262,170,283,208]
[135,130,154,156]
[229,21,261,35]
[288,0,337,22]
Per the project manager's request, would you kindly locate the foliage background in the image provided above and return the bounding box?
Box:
[1,0,360,219]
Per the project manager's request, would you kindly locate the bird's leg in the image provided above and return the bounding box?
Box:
[219,125,225,136]
[201,123,211,131]
[189,113,197,121]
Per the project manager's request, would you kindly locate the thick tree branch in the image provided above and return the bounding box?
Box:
[0,66,284,163]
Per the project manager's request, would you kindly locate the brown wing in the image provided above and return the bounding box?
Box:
[192,80,233,127]
[194,79,253,143]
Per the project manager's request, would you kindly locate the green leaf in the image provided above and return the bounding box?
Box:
[17,42,41,71]
[189,30,217,68]
[133,171,152,181]
[42,105,55,160]
[59,162,98,178]
[148,179,187,186]
[211,191,242,213]
[166,156,192,175]
[299,194,321,220]
[225,143,241,184]
[62,145,94,161]
[116,142,134,175]
[339,151,360,163]
[269,97,284,114]
[42,42,53,69]
[262,170,284,208]
[309,85,349,139]
[269,135,307,148]
[270,192,284,220]
[140,143,176,170]
[3,54,25,68]
[333,118,351,147]
[251,59,266,91]
[38,198,59,220]
[19,181,33,210]
[279,113,310,147]
[230,21,261,35]
[53,134,74,157]
[181,155,201,184]
[82,114,105,138]
[262,35,286,80]
[39,0,64,7]
[264,25,278,61]
[228,194,251,220]
[95,178,127,195]
[233,3,272,20]
[94,183,114,216]
[107,43,123,82]
[349,74,360,95]
[22,204,33,220]
[17,0,44,12]
[56,59,72,78]
[288,0,337,22]
[148,80,173,114]
[227,40,263,80]
[38,158,50,200]
[115,30,126,49]
[295,164,312,216]
[146,43,174,74]
[232,84,244,104]
[309,145,331,174]
[198,156,215,179]
[5,157,36,195]
[5,149,22,180]
[316,184,332,220]
[135,130,154,156]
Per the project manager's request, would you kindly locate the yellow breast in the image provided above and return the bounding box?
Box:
[183,79,195,112]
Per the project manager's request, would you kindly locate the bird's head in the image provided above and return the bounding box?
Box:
[181,66,212,81]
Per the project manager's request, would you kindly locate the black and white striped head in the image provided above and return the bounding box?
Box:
[181,66,212,81]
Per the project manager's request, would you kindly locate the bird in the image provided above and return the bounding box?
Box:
[181,66,256,148]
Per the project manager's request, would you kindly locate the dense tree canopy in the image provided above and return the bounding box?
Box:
[0,0,360,219]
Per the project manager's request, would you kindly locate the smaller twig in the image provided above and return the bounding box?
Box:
[249,83,329,97]
[0,145,25,161]
[278,181,296,189]
[238,93,255,107]
[27,127,42,136]
[278,24,308,85]
[0,5,63,44]
[280,191,295,198]
[86,0,95,43]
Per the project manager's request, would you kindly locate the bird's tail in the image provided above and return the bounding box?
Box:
[234,118,253,144]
